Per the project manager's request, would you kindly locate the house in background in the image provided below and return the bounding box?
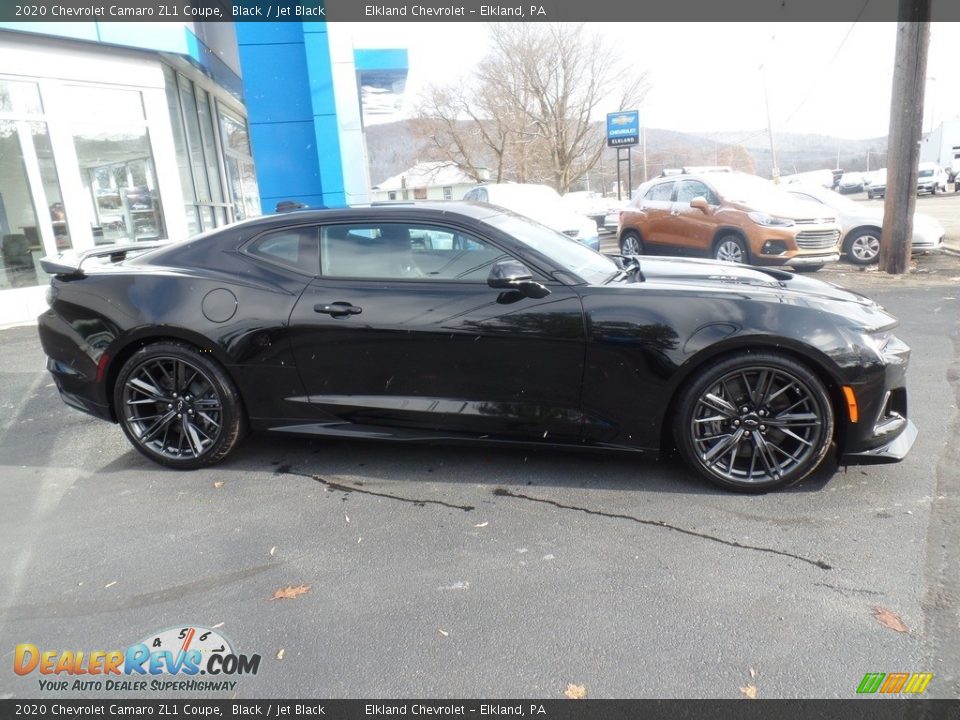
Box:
[371,161,488,202]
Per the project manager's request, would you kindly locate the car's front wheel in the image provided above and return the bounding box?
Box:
[714,235,747,264]
[673,353,835,491]
[114,342,245,469]
[620,231,643,255]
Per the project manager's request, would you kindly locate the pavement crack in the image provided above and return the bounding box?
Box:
[493,487,832,570]
[281,469,475,512]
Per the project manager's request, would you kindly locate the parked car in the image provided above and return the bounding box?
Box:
[916,163,949,195]
[618,171,842,272]
[786,184,944,265]
[561,191,614,231]
[865,169,886,199]
[837,172,866,194]
[463,183,600,250]
[37,204,915,491]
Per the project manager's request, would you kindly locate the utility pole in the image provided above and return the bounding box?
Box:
[760,64,779,182]
[880,11,931,274]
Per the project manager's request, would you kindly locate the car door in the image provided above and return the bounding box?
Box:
[663,179,722,254]
[287,220,586,440]
[634,180,676,250]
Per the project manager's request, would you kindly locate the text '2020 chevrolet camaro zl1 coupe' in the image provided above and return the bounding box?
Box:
[38,203,916,491]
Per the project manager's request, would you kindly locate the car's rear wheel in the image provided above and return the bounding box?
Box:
[114,342,244,469]
[844,228,881,265]
[714,235,747,264]
[673,353,834,491]
[620,231,643,255]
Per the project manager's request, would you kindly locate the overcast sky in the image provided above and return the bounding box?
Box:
[344,22,960,140]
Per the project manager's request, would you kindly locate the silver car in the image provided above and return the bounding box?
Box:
[786,184,944,265]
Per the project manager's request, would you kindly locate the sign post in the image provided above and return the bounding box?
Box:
[607,110,640,201]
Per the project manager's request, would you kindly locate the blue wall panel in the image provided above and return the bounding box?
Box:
[237,42,313,124]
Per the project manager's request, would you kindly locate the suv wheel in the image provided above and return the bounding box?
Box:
[714,235,747,264]
[620,231,643,255]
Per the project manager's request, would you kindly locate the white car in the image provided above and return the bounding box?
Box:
[917,162,949,195]
[561,191,611,230]
[786,184,944,265]
[463,184,600,250]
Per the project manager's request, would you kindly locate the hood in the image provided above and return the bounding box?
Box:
[630,257,895,329]
[731,197,835,222]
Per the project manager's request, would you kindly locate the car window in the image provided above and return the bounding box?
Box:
[245,226,319,274]
[320,223,509,281]
[645,181,675,202]
[676,180,719,205]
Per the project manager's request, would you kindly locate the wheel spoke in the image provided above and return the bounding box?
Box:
[182,416,204,457]
[700,393,738,418]
[766,412,820,428]
[751,430,781,479]
[127,377,167,403]
[139,410,177,443]
[702,427,745,464]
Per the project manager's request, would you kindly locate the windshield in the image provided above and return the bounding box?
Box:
[706,173,792,205]
[482,212,617,285]
[791,186,863,212]
[918,169,934,177]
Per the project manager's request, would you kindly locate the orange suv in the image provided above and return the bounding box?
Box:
[618,170,841,272]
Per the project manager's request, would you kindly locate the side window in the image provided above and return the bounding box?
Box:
[246,226,319,274]
[645,182,675,202]
[320,223,508,281]
[477,188,488,203]
[676,180,718,205]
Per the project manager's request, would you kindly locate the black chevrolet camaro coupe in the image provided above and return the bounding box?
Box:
[37,203,916,491]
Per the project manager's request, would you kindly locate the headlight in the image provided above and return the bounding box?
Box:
[861,329,910,364]
[747,211,795,227]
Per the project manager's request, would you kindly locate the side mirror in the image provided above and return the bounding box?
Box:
[487,260,550,299]
[690,196,711,213]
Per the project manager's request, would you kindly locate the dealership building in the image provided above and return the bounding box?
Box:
[0,20,406,308]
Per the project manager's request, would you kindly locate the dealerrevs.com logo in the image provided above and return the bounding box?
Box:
[14,626,261,692]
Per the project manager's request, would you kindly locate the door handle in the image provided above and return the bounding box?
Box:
[314,302,362,317]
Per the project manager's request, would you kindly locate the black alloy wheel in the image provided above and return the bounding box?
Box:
[115,342,244,469]
[674,353,834,491]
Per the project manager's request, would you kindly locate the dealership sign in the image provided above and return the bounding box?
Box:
[607,110,640,147]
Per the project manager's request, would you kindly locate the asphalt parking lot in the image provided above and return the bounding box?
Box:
[1,255,958,700]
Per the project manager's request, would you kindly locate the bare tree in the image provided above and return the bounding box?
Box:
[414,23,649,193]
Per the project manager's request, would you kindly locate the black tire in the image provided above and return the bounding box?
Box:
[843,228,881,266]
[114,342,245,469]
[620,230,644,255]
[714,235,748,264]
[791,264,824,273]
[673,353,834,492]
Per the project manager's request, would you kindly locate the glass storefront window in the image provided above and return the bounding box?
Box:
[220,109,259,221]
[69,86,166,245]
[0,120,41,288]
[0,79,43,115]
[32,123,71,250]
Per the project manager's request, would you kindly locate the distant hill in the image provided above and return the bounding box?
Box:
[365,120,889,191]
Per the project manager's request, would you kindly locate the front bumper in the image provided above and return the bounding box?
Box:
[841,419,917,465]
[838,334,915,466]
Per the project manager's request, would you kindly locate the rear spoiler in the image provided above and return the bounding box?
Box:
[40,242,170,278]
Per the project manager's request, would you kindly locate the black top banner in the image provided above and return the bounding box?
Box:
[2,700,960,720]
[3,0,960,22]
